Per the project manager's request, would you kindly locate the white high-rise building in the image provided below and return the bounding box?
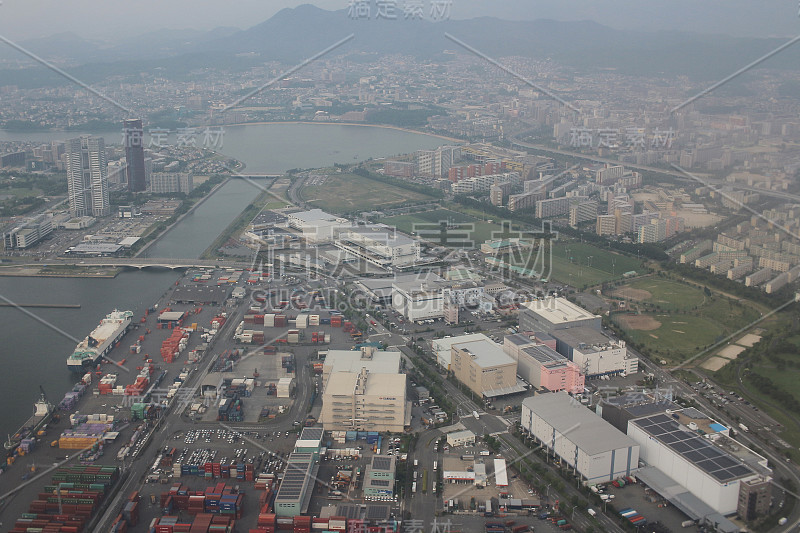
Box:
[66,136,109,217]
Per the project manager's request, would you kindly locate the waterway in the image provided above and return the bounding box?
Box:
[143,178,271,259]
[0,122,448,436]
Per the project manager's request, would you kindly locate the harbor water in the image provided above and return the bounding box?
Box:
[0,122,448,436]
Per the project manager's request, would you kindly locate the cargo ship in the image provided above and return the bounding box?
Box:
[66,309,134,373]
[5,390,54,452]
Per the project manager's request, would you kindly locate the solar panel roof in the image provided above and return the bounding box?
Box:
[366,505,391,520]
[372,456,392,470]
[631,414,755,483]
[275,457,313,501]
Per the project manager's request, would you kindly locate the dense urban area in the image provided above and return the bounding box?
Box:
[1,4,800,533]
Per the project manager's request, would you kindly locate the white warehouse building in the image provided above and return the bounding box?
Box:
[334,224,420,269]
[392,274,450,322]
[628,413,767,516]
[287,209,348,243]
[551,327,638,378]
[521,392,639,484]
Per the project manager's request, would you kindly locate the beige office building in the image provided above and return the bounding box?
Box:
[451,339,518,397]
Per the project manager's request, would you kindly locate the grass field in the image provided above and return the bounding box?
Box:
[611,278,707,311]
[0,187,42,198]
[301,173,433,213]
[616,313,724,356]
[515,242,646,288]
[380,209,516,247]
[610,278,762,363]
[704,315,800,461]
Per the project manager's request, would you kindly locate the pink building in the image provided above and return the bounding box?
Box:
[503,335,585,393]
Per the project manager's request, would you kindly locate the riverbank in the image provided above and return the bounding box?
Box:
[224,120,464,144]
[0,265,121,278]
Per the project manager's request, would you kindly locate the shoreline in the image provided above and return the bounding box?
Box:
[0,269,120,279]
[222,120,464,144]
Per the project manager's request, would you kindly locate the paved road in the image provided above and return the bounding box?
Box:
[400,346,626,533]
[407,429,442,520]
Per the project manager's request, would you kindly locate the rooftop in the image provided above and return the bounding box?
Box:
[522,297,599,323]
[275,452,316,503]
[299,426,324,442]
[325,371,406,397]
[447,429,476,440]
[520,344,569,365]
[452,339,516,368]
[357,272,443,299]
[342,224,416,246]
[550,326,621,350]
[630,413,756,483]
[289,209,340,224]
[432,333,494,353]
[323,349,401,376]
[370,455,396,472]
[505,333,535,347]
[522,392,639,455]
[392,271,448,293]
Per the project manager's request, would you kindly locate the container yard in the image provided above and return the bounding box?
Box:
[0,266,402,532]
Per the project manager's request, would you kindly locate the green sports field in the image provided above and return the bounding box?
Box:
[610,278,762,363]
[301,173,434,213]
[514,242,646,288]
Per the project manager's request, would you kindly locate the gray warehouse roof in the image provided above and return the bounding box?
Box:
[299,426,324,442]
[275,452,316,502]
[550,326,614,348]
[521,344,568,365]
[523,392,638,456]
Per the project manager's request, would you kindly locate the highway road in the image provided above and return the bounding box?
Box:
[636,353,800,533]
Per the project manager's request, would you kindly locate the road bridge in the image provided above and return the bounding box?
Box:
[21,258,254,270]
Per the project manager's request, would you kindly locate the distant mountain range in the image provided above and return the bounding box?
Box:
[1,4,799,87]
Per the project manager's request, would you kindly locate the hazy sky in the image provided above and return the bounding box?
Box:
[0,0,797,41]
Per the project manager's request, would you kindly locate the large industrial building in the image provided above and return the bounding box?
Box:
[503,335,584,393]
[334,224,420,269]
[451,339,523,397]
[521,392,640,484]
[392,275,448,322]
[287,209,348,243]
[320,368,409,433]
[628,412,770,516]
[551,327,638,378]
[519,297,602,333]
[3,213,53,250]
